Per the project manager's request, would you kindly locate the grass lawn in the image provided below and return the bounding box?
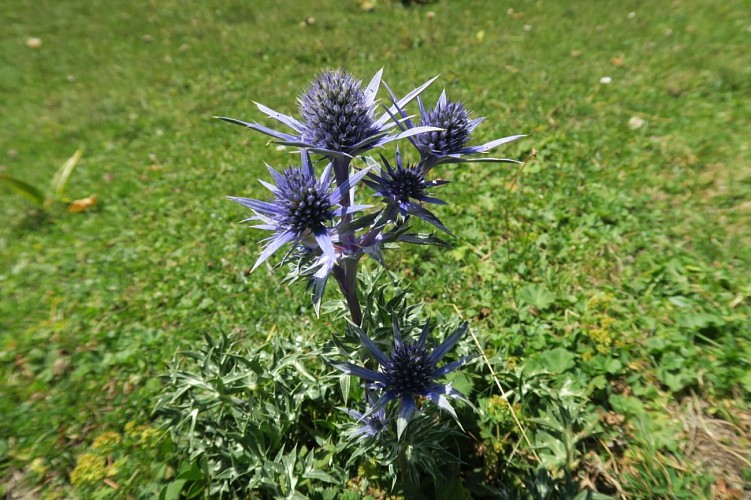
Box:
[1,0,750,497]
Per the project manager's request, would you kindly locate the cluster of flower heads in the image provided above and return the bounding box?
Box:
[221,68,523,305]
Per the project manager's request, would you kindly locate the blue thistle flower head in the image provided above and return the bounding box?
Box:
[342,390,389,440]
[275,167,335,233]
[216,69,443,158]
[228,152,371,272]
[298,70,380,154]
[414,98,473,157]
[386,89,527,170]
[333,319,474,439]
[364,147,451,234]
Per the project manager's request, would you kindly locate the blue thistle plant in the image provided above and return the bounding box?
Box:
[228,152,371,272]
[216,69,441,159]
[364,146,451,234]
[387,89,526,171]
[334,319,474,439]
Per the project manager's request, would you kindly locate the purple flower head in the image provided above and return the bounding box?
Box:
[414,98,473,157]
[364,147,451,234]
[275,167,335,232]
[384,88,526,171]
[228,152,371,272]
[216,69,442,159]
[342,390,389,440]
[298,70,380,154]
[333,319,474,439]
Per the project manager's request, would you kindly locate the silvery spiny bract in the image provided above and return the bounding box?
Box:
[227,152,371,271]
[333,319,474,438]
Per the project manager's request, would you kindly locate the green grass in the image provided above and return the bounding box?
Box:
[1,0,750,497]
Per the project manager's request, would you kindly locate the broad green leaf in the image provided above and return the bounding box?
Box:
[518,284,556,311]
[339,372,350,405]
[176,460,204,481]
[609,395,645,417]
[446,372,474,397]
[302,469,337,483]
[338,492,361,500]
[540,347,575,373]
[741,371,751,393]
[321,490,338,500]
[0,173,45,206]
[160,479,187,500]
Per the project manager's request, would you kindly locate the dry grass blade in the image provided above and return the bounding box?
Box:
[679,394,751,496]
[51,148,83,200]
[466,325,541,464]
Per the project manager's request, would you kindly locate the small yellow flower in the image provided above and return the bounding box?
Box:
[124,421,137,435]
[92,432,122,452]
[29,457,47,476]
[70,453,107,487]
[124,422,160,446]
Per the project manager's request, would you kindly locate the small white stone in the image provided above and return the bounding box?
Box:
[599,76,613,85]
[628,116,646,129]
[26,37,42,49]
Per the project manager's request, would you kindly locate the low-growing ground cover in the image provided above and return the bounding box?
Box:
[1,0,750,497]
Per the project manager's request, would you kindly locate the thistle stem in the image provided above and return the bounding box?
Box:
[332,156,350,190]
[396,444,418,491]
[333,259,362,326]
[418,155,438,175]
[332,156,359,253]
[330,155,363,325]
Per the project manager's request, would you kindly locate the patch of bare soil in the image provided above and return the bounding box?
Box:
[678,396,751,499]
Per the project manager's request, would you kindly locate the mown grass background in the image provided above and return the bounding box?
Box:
[1,0,750,497]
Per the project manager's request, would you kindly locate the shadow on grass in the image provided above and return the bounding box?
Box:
[9,208,51,235]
